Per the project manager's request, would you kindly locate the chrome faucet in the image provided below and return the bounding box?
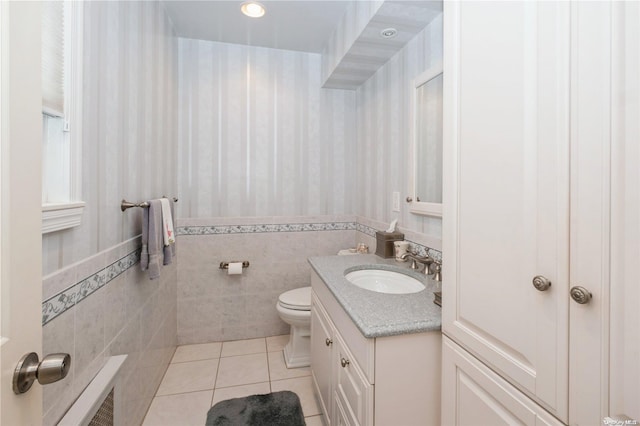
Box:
[400,252,434,275]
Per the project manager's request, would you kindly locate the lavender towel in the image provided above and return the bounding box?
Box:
[141,200,164,280]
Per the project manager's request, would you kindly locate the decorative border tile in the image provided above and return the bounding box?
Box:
[356,223,442,261]
[42,249,141,326]
[177,221,357,236]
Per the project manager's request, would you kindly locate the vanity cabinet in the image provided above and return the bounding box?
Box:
[442,1,639,425]
[310,270,441,426]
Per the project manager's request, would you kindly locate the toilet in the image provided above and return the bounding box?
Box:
[276,286,311,368]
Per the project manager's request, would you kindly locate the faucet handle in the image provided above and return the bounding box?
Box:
[430,260,442,282]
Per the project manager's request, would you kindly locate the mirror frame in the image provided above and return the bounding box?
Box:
[407,62,443,217]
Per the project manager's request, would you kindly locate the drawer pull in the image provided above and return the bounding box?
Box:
[341,357,350,368]
[325,338,333,347]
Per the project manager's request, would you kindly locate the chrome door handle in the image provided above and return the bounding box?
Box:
[532,275,552,291]
[13,352,71,394]
[570,286,592,304]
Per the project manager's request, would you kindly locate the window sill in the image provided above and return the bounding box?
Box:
[42,201,86,234]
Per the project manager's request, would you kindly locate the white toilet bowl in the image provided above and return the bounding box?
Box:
[276,287,311,368]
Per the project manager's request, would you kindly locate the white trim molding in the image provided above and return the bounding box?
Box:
[42,201,85,234]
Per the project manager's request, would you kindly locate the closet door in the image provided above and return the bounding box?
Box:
[567,2,612,424]
[609,2,640,423]
[442,1,570,420]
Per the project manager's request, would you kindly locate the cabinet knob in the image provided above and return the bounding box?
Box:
[532,275,552,291]
[570,286,592,304]
[325,338,332,347]
[406,196,413,203]
[340,357,350,368]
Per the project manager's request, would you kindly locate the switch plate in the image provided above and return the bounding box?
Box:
[392,192,400,212]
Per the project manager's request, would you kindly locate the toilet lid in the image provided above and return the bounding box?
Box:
[279,287,311,311]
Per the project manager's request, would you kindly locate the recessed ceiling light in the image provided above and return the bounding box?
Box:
[241,1,266,18]
[380,28,398,38]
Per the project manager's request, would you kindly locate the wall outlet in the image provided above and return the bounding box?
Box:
[392,192,400,212]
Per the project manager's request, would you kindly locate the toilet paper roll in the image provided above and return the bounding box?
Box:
[227,262,243,275]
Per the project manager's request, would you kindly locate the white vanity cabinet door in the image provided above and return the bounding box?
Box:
[311,293,335,424]
[442,1,570,420]
[333,333,373,426]
[609,2,640,421]
[442,337,565,426]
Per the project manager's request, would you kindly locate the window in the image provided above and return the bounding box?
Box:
[41,1,84,234]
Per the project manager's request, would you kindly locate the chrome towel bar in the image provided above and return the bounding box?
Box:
[121,197,178,212]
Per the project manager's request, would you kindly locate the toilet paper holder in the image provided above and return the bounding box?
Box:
[219,261,250,270]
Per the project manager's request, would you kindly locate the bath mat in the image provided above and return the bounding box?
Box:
[205,390,306,426]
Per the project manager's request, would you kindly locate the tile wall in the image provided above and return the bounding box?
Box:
[42,237,177,426]
[176,216,356,344]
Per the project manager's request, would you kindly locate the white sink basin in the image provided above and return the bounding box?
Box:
[345,269,425,294]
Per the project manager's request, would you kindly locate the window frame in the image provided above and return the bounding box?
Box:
[41,0,84,234]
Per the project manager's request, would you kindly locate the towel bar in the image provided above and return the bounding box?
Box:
[121,197,178,212]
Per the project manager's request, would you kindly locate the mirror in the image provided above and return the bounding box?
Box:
[408,63,443,217]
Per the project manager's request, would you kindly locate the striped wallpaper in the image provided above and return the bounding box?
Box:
[177,38,357,218]
[42,1,178,275]
[355,15,443,239]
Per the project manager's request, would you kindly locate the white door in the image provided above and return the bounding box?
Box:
[608,2,640,423]
[567,2,612,424]
[0,2,44,424]
[442,1,570,421]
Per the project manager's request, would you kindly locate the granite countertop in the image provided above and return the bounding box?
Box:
[308,254,442,339]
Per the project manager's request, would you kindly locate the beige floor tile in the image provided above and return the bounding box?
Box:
[216,353,269,388]
[221,338,266,357]
[156,359,218,396]
[268,350,311,381]
[266,334,289,352]
[270,376,321,417]
[305,415,326,426]
[142,390,213,426]
[172,342,222,363]
[211,382,271,406]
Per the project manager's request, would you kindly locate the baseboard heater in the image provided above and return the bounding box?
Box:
[58,355,127,426]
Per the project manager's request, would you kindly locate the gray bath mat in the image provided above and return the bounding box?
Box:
[205,390,306,426]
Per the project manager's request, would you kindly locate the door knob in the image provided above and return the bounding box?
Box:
[325,338,333,347]
[570,286,592,304]
[340,357,350,368]
[532,275,552,291]
[13,352,71,394]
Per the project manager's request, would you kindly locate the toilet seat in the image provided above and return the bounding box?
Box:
[278,287,311,311]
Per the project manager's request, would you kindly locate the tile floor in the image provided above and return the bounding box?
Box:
[142,336,324,426]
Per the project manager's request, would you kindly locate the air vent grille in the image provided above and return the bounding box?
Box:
[88,388,114,426]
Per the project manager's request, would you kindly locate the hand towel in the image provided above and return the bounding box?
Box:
[160,198,175,246]
[162,198,177,265]
[141,199,163,280]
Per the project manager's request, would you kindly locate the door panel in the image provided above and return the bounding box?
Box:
[568,2,612,424]
[442,1,570,420]
[0,1,44,424]
[609,1,640,422]
[311,292,334,423]
[442,337,565,426]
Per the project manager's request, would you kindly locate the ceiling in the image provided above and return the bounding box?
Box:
[162,0,352,53]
